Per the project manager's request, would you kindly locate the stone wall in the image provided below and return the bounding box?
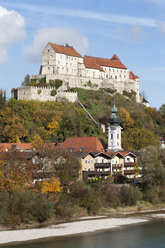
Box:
[16,86,78,103]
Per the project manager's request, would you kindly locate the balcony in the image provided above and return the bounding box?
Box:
[94,163,111,168]
[82,170,110,182]
[112,164,122,169]
[124,170,136,175]
[124,162,136,167]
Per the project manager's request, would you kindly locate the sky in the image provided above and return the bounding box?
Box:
[0,0,165,108]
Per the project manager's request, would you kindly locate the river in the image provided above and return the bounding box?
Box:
[5,219,165,248]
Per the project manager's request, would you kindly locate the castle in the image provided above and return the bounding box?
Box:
[14,42,140,103]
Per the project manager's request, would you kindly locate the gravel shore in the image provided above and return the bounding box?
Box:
[0,216,148,246]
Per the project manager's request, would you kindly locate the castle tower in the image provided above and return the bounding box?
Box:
[107,102,122,151]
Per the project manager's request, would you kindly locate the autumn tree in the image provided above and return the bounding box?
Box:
[33,143,81,190]
[0,151,33,192]
[122,128,159,150]
[118,107,135,128]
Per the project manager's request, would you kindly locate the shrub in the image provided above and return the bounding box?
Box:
[121,185,142,206]
[51,89,57,96]
[49,79,62,89]
[70,182,90,204]
[103,185,121,208]
[39,77,46,86]
[37,89,41,95]
[80,189,104,214]
[0,191,55,226]
[56,194,75,218]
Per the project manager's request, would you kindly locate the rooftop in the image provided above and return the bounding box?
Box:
[49,42,82,58]
[58,137,105,152]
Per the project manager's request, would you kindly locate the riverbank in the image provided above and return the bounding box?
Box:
[1,211,165,247]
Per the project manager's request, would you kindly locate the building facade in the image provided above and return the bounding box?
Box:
[31,42,140,102]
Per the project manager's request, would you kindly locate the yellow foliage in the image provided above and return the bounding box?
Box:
[32,134,44,149]
[41,177,62,195]
[47,119,59,135]
[118,107,135,128]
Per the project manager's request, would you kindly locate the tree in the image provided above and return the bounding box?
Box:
[118,107,135,128]
[40,177,62,198]
[0,151,33,192]
[21,74,31,86]
[138,146,165,203]
[33,143,81,190]
[122,128,159,150]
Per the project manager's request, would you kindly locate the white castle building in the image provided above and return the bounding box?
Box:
[15,42,140,103]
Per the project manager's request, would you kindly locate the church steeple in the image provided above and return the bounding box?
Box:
[107,100,122,151]
[108,101,121,126]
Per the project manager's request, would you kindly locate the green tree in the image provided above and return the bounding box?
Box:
[122,128,159,150]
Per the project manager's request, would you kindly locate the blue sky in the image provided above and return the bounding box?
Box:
[0,0,165,108]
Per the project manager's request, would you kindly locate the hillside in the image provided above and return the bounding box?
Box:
[0,88,165,150]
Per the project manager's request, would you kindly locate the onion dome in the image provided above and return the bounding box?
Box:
[108,104,121,126]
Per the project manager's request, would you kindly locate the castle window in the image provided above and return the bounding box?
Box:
[117,134,119,139]
[115,76,117,79]
[111,134,113,139]
[48,49,50,52]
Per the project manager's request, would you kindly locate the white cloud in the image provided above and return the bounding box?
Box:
[24,27,89,63]
[0,6,26,64]
[108,25,145,43]
[156,22,165,33]
[2,2,157,28]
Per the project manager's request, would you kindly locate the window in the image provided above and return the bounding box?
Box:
[102,159,104,163]
[85,160,88,164]
[48,49,50,52]
[117,134,119,139]
[111,134,113,139]
[115,76,117,79]
[58,61,60,65]
[48,67,50,70]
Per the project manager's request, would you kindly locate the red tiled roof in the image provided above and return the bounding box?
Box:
[111,54,120,60]
[129,71,139,80]
[85,56,127,70]
[0,143,32,152]
[49,43,82,58]
[83,57,104,71]
[58,137,104,152]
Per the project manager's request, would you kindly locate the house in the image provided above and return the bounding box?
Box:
[58,136,105,153]
[0,143,32,152]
